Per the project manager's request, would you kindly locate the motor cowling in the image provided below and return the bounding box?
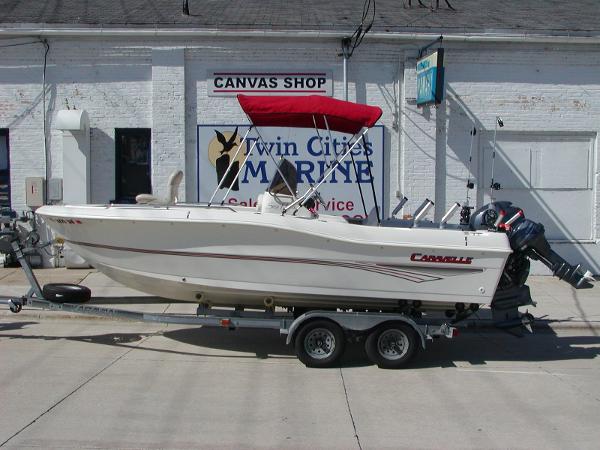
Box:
[471,202,594,290]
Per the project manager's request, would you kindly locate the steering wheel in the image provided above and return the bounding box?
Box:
[312,190,325,206]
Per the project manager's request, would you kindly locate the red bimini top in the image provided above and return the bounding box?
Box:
[237,94,382,135]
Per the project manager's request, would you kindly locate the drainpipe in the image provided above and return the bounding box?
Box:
[341,38,352,101]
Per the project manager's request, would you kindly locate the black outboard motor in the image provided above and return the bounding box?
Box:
[510,219,593,289]
[471,202,594,333]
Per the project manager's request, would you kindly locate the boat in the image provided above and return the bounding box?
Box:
[36,95,594,325]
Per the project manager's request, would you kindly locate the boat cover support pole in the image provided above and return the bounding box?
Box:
[312,115,332,169]
[283,128,369,214]
[220,139,259,205]
[350,151,368,218]
[208,126,252,206]
[362,134,380,224]
[322,116,334,166]
[331,113,367,218]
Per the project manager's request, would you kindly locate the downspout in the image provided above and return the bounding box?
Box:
[341,37,352,101]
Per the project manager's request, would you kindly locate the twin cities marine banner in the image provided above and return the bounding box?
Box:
[197,125,385,219]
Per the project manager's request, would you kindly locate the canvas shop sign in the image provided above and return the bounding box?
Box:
[208,71,333,96]
[197,125,384,219]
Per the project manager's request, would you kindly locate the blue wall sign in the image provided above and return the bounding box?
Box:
[197,125,385,219]
[416,49,445,106]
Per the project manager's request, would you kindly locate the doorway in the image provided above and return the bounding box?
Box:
[115,128,151,203]
[0,129,10,209]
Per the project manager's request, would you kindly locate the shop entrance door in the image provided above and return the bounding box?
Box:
[0,129,10,209]
[115,128,151,203]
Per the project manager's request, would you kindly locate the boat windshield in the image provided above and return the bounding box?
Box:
[268,158,297,196]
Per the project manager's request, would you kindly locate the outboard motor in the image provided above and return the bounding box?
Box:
[471,202,594,333]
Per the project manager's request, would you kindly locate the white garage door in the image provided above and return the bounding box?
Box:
[480,132,595,241]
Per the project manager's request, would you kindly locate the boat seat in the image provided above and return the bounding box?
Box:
[136,170,183,205]
[364,207,380,226]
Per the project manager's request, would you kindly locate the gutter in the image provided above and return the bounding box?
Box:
[1,26,600,44]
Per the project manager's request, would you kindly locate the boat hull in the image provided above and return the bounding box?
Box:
[37,204,512,310]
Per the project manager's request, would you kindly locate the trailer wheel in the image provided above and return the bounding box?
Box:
[294,320,345,368]
[365,322,418,369]
[9,300,22,313]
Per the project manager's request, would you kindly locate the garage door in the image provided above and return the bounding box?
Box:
[480,132,595,241]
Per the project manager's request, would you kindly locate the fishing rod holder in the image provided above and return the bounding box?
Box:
[440,202,460,228]
[413,199,434,227]
[391,195,408,218]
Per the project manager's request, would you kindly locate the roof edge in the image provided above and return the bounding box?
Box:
[1,24,600,44]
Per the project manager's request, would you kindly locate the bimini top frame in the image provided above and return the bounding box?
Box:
[208,94,383,219]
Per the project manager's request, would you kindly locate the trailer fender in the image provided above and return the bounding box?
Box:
[285,311,426,349]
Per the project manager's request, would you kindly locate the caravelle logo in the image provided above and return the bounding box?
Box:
[410,253,473,265]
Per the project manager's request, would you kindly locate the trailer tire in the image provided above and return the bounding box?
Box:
[294,320,345,368]
[42,283,91,303]
[365,322,418,369]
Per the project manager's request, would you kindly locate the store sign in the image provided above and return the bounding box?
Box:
[197,125,384,219]
[416,49,445,106]
[208,71,333,96]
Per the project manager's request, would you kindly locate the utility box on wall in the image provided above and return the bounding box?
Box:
[25,177,45,208]
[55,110,90,204]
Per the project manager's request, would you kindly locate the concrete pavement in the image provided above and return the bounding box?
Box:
[1,319,599,449]
[1,269,600,448]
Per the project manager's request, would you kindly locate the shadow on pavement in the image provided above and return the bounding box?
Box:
[2,321,599,368]
[0,321,38,332]
[409,329,600,369]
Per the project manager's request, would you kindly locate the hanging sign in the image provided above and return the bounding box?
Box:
[208,71,333,97]
[416,49,445,106]
[197,125,384,219]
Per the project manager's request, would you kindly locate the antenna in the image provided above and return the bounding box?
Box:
[465,127,476,204]
[490,116,504,201]
[460,127,476,226]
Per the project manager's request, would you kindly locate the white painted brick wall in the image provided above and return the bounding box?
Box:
[152,48,186,200]
[185,39,400,206]
[0,37,598,272]
[398,43,600,272]
[401,55,438,216]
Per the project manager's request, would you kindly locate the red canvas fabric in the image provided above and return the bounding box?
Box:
[237,94,382,135]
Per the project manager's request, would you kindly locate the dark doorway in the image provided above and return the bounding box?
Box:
[115,128,151,203]
[0,129,10,209]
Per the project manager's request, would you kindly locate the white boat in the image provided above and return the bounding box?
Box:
[37,95,593,322]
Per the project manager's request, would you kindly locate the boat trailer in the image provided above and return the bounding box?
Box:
[2,236,456,369]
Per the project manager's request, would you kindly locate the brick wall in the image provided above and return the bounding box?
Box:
[398,43,600,272]
[0,36,598,271]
